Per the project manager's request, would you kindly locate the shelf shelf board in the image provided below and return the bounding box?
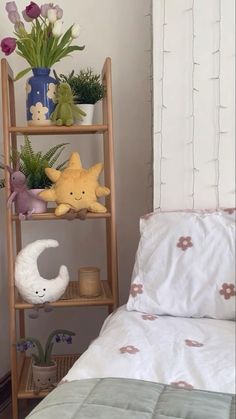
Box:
[18,354,79,399]
[15,280,114,309]
[12,209,111,221]
[9,124,108,135]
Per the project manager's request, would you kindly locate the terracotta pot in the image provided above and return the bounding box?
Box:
[32,361,57,390]
[15,189,47,215]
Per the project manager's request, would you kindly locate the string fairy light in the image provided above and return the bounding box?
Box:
[156,0,168,210]
[145,1,154,211]
[186,0,198,209]
[211,0,222,208]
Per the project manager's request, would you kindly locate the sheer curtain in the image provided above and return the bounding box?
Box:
[152,0,235,210]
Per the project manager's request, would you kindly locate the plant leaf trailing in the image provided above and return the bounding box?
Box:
[16,329,75,366]
[54,68,105,105]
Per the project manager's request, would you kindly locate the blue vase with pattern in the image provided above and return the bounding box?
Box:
[26,68,57,126]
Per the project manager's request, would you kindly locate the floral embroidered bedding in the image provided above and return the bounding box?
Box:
[62,305,235,394]
[27,209,235,417]
[127,209,235,319]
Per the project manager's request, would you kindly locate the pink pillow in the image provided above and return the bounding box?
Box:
[126,209,236,320]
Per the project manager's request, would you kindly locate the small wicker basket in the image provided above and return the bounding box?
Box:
[78,267,102,298]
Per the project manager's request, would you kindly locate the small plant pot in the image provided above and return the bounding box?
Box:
[32,361,57,390]
[15,189,47,215]
[78,267,102,297]
[77,104,95,125]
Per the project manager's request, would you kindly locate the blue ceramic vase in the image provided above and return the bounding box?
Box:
[26,68,57,126]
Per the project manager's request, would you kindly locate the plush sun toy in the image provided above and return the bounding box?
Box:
[39,152,110,216]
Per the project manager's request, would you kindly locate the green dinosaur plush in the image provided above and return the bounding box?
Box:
[51,83,86,126]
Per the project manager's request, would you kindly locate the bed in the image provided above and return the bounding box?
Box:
[27,209,236,418]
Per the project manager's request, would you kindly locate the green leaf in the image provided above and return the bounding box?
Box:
[16,136,68,189]
[14,67,32,82]
[42,143,69,162]
[57,25,73,50]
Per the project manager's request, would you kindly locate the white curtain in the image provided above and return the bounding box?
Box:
[153,0,235,210]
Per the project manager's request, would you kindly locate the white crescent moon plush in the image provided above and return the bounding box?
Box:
[15,240,69,304]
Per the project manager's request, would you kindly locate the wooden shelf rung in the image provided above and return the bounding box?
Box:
[9,124,108,135]
[12,210,111,221]
[15,280,114,309]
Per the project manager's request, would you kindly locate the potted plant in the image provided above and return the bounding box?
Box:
[16,329,75,392]
[1,136,68,215]
[56,69,105,125]
[0,1,85,126]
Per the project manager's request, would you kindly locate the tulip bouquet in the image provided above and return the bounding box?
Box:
[1,1,84,80]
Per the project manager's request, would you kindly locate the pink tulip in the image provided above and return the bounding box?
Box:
[55,5,63,19]
[1,37,16,56]
[8,10,21,23]
[25,1,41,19]
[40,3,52,17]
[5,1,17,13]
[41,3,63,19]
[22,9,33,22]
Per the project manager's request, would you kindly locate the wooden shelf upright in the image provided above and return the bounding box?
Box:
[1,57,118,419]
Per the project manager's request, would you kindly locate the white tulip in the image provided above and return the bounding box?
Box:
[52,20,63,37]
[47,8,57,23]
[71,23,81,39]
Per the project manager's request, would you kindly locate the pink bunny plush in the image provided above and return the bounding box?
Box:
[5,164,40,220]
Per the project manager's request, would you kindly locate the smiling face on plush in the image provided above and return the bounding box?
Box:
[55,169,98,211]
[15,240,70,305]
[39,152,110,216]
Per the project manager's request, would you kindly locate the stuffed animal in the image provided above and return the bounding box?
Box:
[5,165,42,220]
[15,239,69,305]
[39,152,110,216]
[50,83,86,126]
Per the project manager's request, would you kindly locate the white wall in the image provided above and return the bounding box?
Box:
[153,0,235,210]
[0,0,152,376]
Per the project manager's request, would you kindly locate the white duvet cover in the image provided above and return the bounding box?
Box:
[63,305,235,394]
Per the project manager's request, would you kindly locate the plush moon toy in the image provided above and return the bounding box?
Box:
[15,240,69,305]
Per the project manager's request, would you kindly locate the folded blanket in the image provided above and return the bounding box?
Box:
[27,377,235,419]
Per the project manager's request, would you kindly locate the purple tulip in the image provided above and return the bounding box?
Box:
[5,1,17,13]
[8,10,21,23]
[0,37,16,56]
[25,1,41,19]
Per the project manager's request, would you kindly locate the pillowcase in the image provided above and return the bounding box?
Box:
[126,209,235,320]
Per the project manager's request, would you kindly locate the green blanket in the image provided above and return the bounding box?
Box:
[27,378,235,419]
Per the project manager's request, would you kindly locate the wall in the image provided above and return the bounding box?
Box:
[153,0,235,209]
[0,0,152,376]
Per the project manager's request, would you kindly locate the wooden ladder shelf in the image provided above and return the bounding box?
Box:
[1,57,118,419]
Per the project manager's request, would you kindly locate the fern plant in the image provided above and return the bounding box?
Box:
[15,136,68,189]
[55,68,105,105]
